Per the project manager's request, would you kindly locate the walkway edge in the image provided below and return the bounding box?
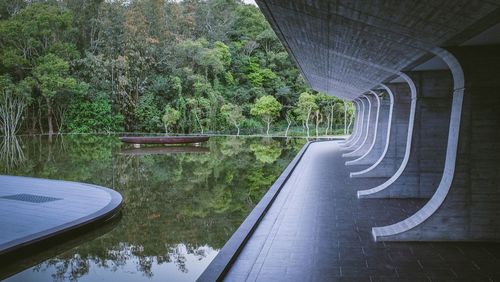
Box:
[197,140,316,282]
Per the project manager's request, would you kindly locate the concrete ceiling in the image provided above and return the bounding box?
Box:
[256,0,500,99]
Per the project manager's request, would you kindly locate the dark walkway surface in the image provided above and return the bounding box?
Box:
[225,141,500,281]
[0,175,122,255]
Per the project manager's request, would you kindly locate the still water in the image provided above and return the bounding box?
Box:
[0,135,305,282]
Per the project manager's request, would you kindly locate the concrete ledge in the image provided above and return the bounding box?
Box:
[0,176,122,257]
[197,140,315,281]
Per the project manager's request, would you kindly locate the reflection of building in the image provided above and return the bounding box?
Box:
[0,136,25,172]
[201,1,500,281]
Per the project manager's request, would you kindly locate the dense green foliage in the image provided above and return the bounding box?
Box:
[0,0,354,135]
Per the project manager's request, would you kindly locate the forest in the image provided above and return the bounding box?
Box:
[0,0,355,136]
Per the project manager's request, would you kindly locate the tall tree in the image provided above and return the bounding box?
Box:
[0,75,28,136]
[250,95,282,135]
[295,92,317,137]
[162,105,180,134]
[221,103,244,135]
[33,54,82,134]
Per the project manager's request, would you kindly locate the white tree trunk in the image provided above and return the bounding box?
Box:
[195,112,204,134]
[344,101,347,135]
[0,91,26,136]
[305,107,311,137]
[325,116,330,135]
[347,113,354,134]
[0,136,26,171]
[330,105,334,133]
[285,120,291,137]
[315,111,322,138]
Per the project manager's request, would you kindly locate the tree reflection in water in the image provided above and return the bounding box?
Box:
[0,135,25,172]
[1,135,305,281]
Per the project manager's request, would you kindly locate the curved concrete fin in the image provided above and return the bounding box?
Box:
[352,83,412,178]
[345,92,380,163]
[347,90,387,166]
[341,99,363,148]
[341,99,361,146]
[357,73,417,198]
[359,70,453,199]
[350,86,394,174]
[342,96,368,152]
[371,47,500,241]
[344,94,376,158]
[343,95,371,156]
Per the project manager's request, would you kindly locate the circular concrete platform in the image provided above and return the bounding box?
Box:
[0,175,122,256]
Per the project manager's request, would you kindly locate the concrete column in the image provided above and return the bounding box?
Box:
[348,90,392,168]
[345,92,380,163]
[358,70,453,198]
[341,99,361,146]
[342,96,368,152]
[372,46,500,241]
[351,83,411,178]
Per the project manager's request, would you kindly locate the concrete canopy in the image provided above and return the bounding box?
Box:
[256,0,500,99]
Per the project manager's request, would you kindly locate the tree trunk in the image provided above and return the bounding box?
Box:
[347,114,354,134]
[31,107,37,134]
[266,119,270,135]
[55,106,67,134]
[315,111,321,137]
[38,99,43,134]
[325,116,330,135]
[195,112,203,134]
[285,120,291,137]
[330,105,334,133]
[305,108,311,137]
[344,101,347,135]
[237,126,240,136]
[46,98,54,135]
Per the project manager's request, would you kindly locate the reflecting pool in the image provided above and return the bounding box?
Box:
[0,135,305,282]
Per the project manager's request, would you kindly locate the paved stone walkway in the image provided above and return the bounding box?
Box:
[0,175,121,254]
[225,141,500,281]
